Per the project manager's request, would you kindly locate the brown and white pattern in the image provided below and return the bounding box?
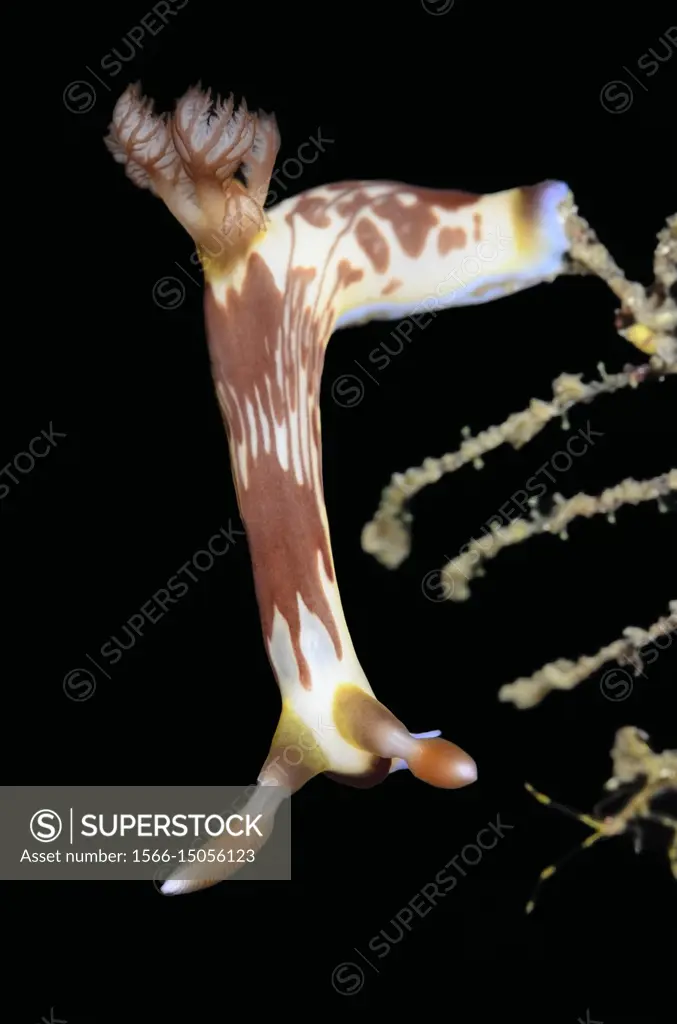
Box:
[106,83,575,893]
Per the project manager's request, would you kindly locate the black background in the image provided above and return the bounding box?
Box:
[5,1,676,1021]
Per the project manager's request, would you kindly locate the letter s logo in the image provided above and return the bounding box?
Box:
[30,809,63,842]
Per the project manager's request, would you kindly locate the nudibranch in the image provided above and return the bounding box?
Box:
[105,84,573,893]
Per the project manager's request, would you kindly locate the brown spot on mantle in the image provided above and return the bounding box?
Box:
[473,213,482,243]
[337,259,364,288]
[336,190,371,217]
[294,195,332,228]
[470,279,519,299]
[381,278,402,296]
[204,254,343,689]
[289,184,480,262]
[371,193,439,258]
[414,185,479,212]
[438,227,466,255]
[325,181,480,214]
[355,218,389,273]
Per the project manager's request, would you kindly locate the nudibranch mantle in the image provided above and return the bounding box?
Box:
[105,84,573,893]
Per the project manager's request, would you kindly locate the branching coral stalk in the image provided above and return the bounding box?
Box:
[604,725,677,796]
[362,209,676,571]
[439,470,676,602]
[525,727,677,912]
[362,361,676,569]
[599,727,677,883]
[499,601,677,710]
[564,209,677,364]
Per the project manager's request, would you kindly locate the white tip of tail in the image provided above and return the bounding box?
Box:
[161,878,201,896]
[159,782,290,896]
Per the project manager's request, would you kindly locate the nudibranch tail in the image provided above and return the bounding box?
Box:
[161,707,325,895]
[160,780,290,896]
